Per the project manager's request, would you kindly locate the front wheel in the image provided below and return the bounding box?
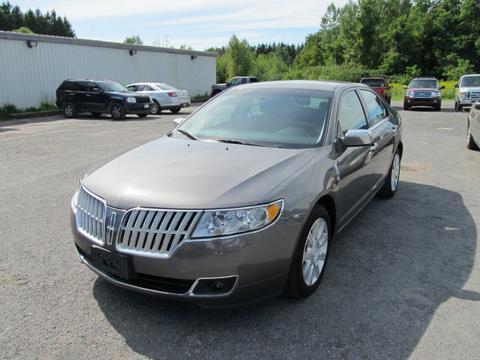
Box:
[403,103,409,111]
[377,149,401,198]
[455,101,463,112]
[110,103,126,120]
[150,101,161,115]
[285,205,330,299]
[63,102,77,118]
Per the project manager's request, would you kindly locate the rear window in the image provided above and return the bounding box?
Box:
[460,76,480,87]
[154,83,176,91]
[361,78,386,87]
[60,81,81,91]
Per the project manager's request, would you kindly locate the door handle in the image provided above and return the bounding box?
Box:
[392,125,398,135]
[370,143,379,152]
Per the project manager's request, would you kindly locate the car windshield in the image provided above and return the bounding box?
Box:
[177,87,332,148]
[154,83,176,91]
[361,79,386,87]
[409,79,437,89]
[460,76,480,87]
[98,81,129,92]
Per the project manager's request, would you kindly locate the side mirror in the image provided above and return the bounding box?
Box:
[454,83,459,88]
[173,117,186,125]
[440,85,445,90]
[403,85,408,90]
[341,129,372,147]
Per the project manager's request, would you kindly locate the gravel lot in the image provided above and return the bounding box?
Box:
[1,102,479,360]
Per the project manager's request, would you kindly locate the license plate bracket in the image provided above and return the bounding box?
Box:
[91,246,131,280]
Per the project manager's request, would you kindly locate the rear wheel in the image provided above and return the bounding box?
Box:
[150,101,161,115]
[467,123,479,150]
[110,103,126,120]
[63,102,77,118]
[377,149,401,198]
[170,107,181,114]
[286,205,330,299]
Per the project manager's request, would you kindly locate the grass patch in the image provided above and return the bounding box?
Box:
[0,100,57,120]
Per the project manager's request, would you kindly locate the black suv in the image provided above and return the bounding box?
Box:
[56,80,152,120]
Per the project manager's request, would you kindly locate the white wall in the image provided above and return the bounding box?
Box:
[0,37,216,108]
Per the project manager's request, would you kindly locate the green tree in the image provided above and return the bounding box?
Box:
[13,26,33,34]
[225,35,254,78]
[123,35,143,45]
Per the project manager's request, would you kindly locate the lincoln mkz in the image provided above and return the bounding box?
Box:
[71,81,403,306]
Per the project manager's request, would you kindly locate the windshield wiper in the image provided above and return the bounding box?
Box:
[176,129,198,140]
[215,139,261,146]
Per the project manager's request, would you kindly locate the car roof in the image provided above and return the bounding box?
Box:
[235,80,366,92]
[411,77,438,80]
[461,74,480,78]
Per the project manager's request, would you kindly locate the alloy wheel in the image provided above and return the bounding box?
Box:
[150,102,159,114]
[111,105,122,119]
[64,104,73,117]
[302,218,328,286]
[391,153,401,191]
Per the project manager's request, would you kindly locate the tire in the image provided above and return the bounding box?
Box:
[386,97,391,105]
[455,101,462,112]
[403,103,409,111]
[63,102,77,118]
[434,104,441,111]
[285,205,331,299]
[170,107,181,114]
[377,149,401,198]
[137,114,148,118]
[110,102,126,120]
[467,123,479,150]
[150,101,161,115]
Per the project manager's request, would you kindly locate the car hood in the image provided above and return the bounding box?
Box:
[82,137,313,209]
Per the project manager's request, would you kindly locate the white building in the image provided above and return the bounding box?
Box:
[0,31,216,109]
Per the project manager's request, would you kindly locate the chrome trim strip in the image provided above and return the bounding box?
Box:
[75,185,107,245]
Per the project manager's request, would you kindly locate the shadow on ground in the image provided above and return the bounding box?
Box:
[93,181,477,359]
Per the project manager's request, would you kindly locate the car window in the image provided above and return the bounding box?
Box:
[77,81,90,92]
[179,88,333,148]
[127,85,137,92]
[408,79,438,89]
[460,76,480,87]
[250,78,258,83]
[337,91,368,135]
[61,81,80,91]
[229,78,241,86]
[87,82,102,92]
[361,78,386,87]
[241,78,248,84]
[359,90,388,127]
[155,83,176,91]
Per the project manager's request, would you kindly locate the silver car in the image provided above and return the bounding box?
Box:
[71,81,403,306]
[455,74,480,112]
[126,82,190,115]
[467,100,480,150]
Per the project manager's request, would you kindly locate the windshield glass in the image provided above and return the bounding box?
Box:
[409,79,438,89]
[154,83,176,90]
[460,76,480,87]
[178,87,332,148]
[361,78,386,87]
[98,81,129,92]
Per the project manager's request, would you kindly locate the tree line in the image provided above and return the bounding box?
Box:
[0,1,75,37]
[213,0,480,83]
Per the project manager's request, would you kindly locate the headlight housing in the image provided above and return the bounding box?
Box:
[191,200,283,239]
[431,90,440,97]
[407,90,415,97]
[459,91,466,99]
[126,96,137,103]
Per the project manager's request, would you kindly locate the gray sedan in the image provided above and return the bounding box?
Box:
[71,81,403,306]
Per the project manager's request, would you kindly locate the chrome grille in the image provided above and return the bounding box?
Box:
[75,187,107,244]
[468,91,480,99]
[413,91,432,98]
[116,209,202,257]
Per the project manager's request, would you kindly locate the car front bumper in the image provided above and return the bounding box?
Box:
[404,97,441,107]
[126,102,152,114]
[457,98,479,106]
[71,209,300,307]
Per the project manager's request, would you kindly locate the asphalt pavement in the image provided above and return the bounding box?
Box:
[1,102,479,359]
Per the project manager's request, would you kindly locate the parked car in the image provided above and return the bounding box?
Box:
[126,82,190,115]
[467,100,480,150]
[56,79,152,120]
[403,77,444,111]
[71,80,403,306]
[211,76,258,96]
[360,77,392,104]
[455,74,480,112]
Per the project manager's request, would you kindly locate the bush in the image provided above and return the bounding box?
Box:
[0,103,18,116]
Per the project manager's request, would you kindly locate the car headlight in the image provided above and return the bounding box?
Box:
[191,200,284,239]
[126,96,137,103]
[407,90,415,97]
[459,91,466,98]
[432,91,440,97]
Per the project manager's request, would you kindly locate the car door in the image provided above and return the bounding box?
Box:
[74,81,91,111]
[333,90,379,227]
[87,82,109,111]
[358,89,396,191]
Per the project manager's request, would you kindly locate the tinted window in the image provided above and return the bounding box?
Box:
[77,81,90,92]
[359,90,387,126]
[338,91,368,134]
[408,79,438,89]
[179,88,333,148]
[155,83,176,90]
[250,78,258,83]
[361,78,386,87]
[127,85,137,91]
[229,77,242,86]
[60,81,80,91]
[241,78,248,84]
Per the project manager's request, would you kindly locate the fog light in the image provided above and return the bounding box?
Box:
[192,276,237,295]
[213,280,224,290]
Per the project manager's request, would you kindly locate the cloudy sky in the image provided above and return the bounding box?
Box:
[13,0,349,50]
